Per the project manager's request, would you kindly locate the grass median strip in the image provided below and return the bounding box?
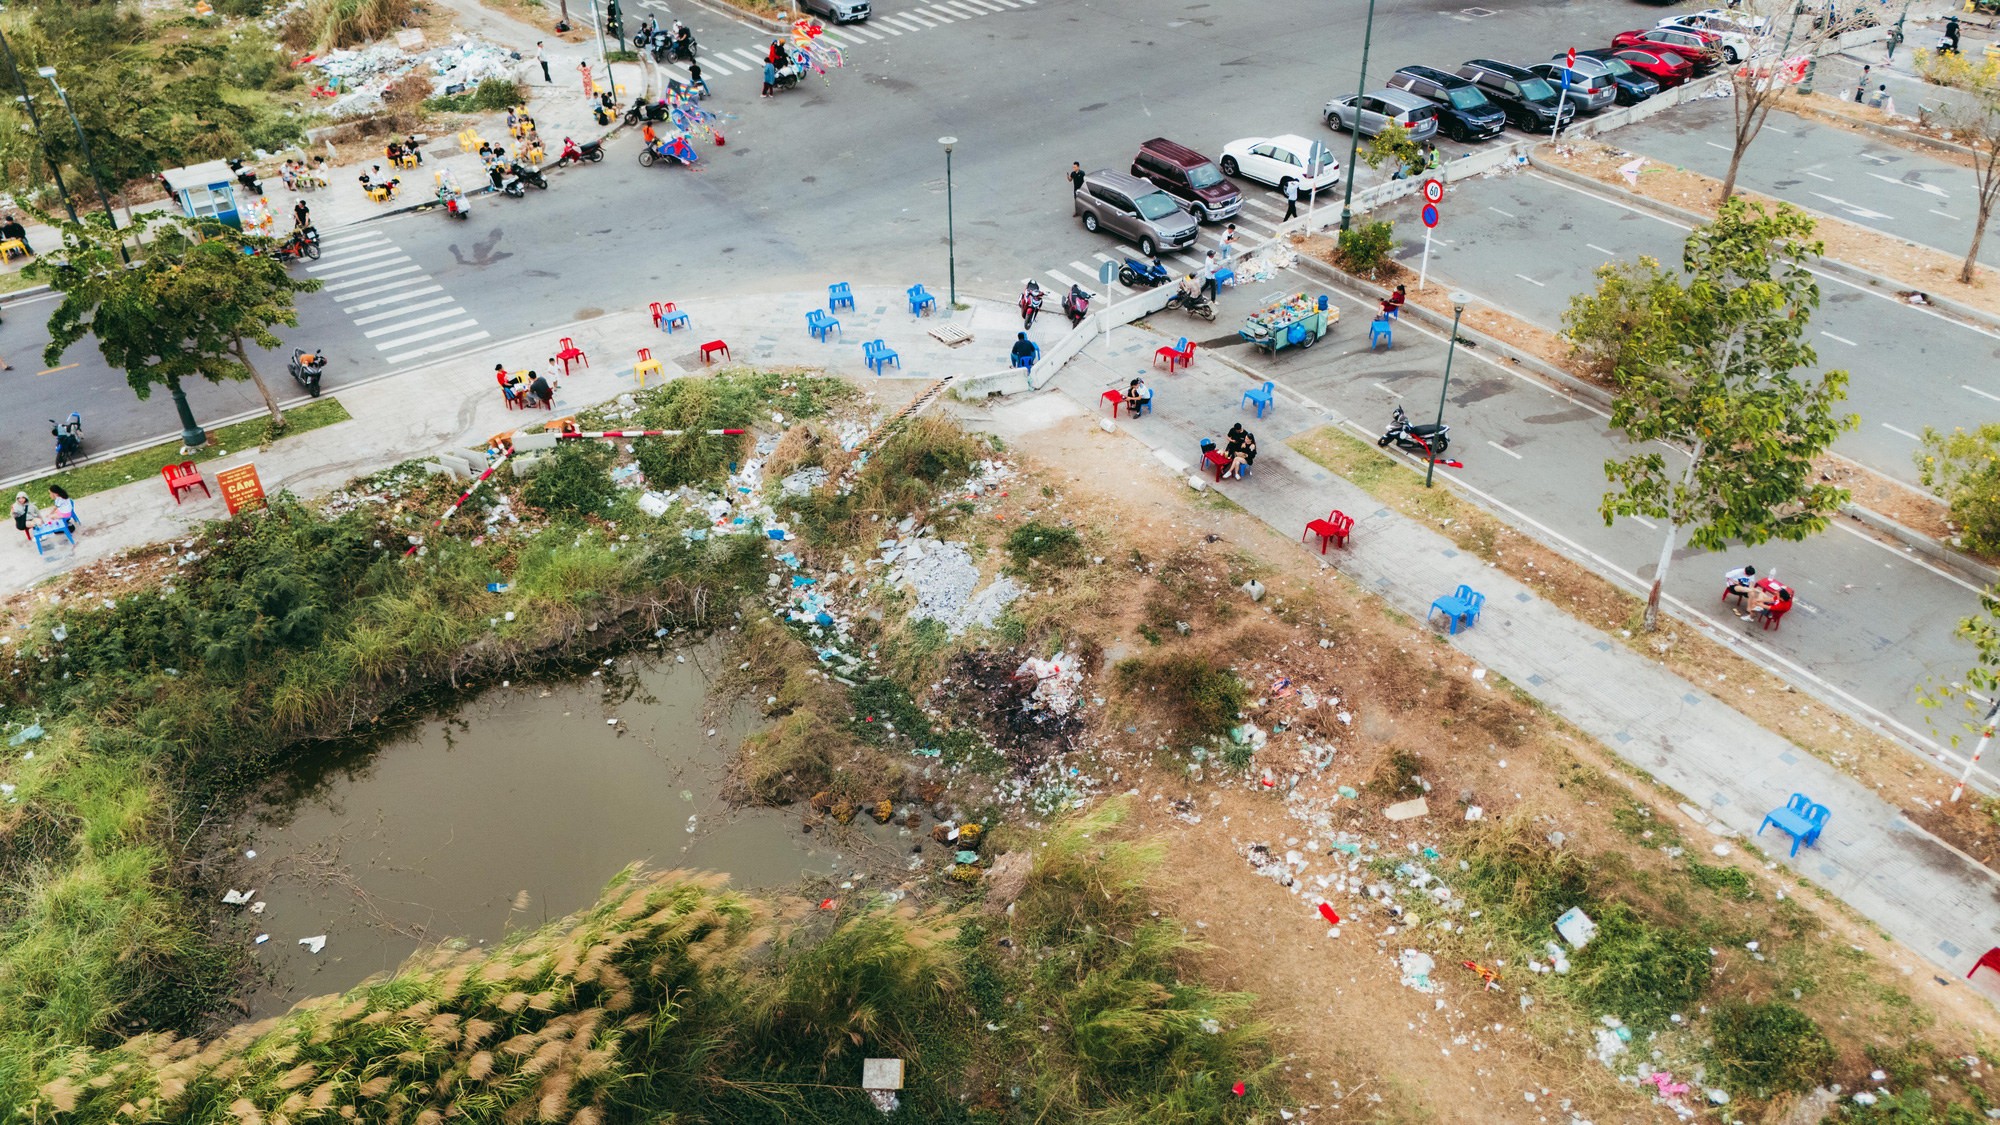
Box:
[18,398,352,501]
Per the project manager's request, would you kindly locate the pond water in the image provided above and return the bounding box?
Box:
[228,645,903,1018]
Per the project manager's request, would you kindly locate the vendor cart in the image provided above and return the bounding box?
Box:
[1239,290,1336,355]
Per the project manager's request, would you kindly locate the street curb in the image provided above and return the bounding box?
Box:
[1791,99,1980,159]
[1523,152,2000,335]
[682,0,790,35]
[0,283,52,307]
[1290,239,2000,590]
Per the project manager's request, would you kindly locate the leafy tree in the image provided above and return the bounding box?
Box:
[1361,120,1420,175]
[1915,422,2000,554]
[1561,255,1674,378]
[29,211,323,443]
[1586,198,1857,630]
[1918,583,2000,761]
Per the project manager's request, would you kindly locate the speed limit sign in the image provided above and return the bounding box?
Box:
[1422,178,1444,204]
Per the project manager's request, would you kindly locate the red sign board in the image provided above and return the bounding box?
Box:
[1422,203,1440,228]
[215,463,267,515]
[1567,47,1576,68]
[1422,178,1444,204]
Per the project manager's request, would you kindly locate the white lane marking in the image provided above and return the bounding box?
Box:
[1858,152,1891,164]
[382,331,494,365]
[372,319,482,350]
[889,12,935,28]
[851,24,887,38]
[313,229,391,246]
[870,20,901,34]
[320,264,423,291]
[1820,331,1856,346]
[1965,384,2000,402]
[1882,422,1922,441]
[923,5,961,19]
[309,256,412,282]
[1486,440,1523,459]
[731,47,764,65]
[699,55,736,73]
[1243,197,1284,216]
[1515,273,1545,286]
[1046,268,1079,287]
[363,308,469,338]
[305,246,404,271]
[963,0,1008,9]
[351,295,457,325]
[1488,205,1516,217]
[333,275,435,302]
[314,234,391,252]
[344,284,442,313]
[1804,171,1835,181]
[1586,243,1615,256]
[939,1,985,15]
[1705,141,1731,150]
[1931,209,1959,220]
[992,0,1023,6]
[1372,381,1403,397]
[1808,191,1893,220]
[1867,171,1949,198]
[1628,514,1657,529]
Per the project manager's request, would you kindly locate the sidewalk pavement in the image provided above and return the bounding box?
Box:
[0,287,1014,592]
[1031,327,2000,979]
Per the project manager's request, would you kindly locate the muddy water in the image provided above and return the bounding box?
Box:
[230,646,900,1018]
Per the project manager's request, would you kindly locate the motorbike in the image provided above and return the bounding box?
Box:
[638,133,699,167]
[1061,283,1093,328]
[273,225,321,263]
[289,349,326,397]
[510,161,549,190]
[1377,405,1456,462]
[624,97,671,127]
[770,63,802,92]
[439,185,471,220]
[1020,281,1044,329]
[668,31,696,62]
[553,137,605,167]
[1164,290,1218,321]
[49,413,82,470]
[488,162,527,197]
[1118,256,1170,288]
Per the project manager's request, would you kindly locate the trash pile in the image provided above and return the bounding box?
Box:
[1014,652,1081,717]
[884,536,1022,638]
[305,34,522,116]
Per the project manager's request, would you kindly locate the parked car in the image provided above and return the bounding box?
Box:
[1218,134,1341,194]
[1569,50,1663,104]
[1130,137,1242,223]
[1612,27,1723,73]
[1526,61,1617,113]
[1658,11,1755,62]
[1605,45,1694,88]
[1678,6,1765,33]
[1323,88,1441,142]
[799,0,869,21]
[1455,59,1577,132]
[1072,170,1199,258]
[1384,65,1507,142]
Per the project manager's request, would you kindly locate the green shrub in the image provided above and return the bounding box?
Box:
[1916,423,2000,555]
[422,79,527,115]
[1005,520,1084,572]
[1561,255,1675,381]
[630,377,753,489]
[1709,1001,1835,1096]
[1684,858,1755,901]
[1334,220,1395,274]
[521,439,616,515]
[1114,653,1245,740]
[1568,902,1710,1023]
[1362,120,1420,173]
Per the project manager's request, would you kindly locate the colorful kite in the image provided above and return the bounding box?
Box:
[791,18,845,78]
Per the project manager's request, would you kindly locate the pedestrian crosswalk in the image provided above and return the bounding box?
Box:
[307,228,491,365]
[1024,186,1300,303]
[646,0,1036,83]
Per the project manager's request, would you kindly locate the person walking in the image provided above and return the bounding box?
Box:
[293,199,311,229]
[1854,63,1870,102]
[1069,161,1085,193]
[762,59,777,97]
[1281,178,1299,221]
[1886,24,1902,62]
[1199,250,1219,301]
[536,42,551,83]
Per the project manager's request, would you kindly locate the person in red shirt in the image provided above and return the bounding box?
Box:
[1380,284,1406,318]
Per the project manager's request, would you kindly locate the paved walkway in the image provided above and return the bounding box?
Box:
[0,289,1013,592]
[1035,328,2000,978]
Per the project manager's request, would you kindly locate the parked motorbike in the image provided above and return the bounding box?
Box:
[1020,281,1044,329]
[289,349,325,397]
[1061,284,1093,328]
[1118,256,1170,288]
[49,413,82,470]
[439,185,472,220]
[637,134,699,167]
[624,97,671,127]
[273,225,321,263]
[510,161,549,190]
[554,137,605,167]
[1377,405,1452,460]
[1165,290,1218,321]
[488,162,527,197]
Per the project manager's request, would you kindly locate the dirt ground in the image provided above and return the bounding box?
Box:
[934,406,2000,1124]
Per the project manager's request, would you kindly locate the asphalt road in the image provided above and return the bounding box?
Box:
[0,0,1658,482]
[1611,99,1994,270]
[1383,169,2000,488]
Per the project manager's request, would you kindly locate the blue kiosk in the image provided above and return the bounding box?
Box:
[161,160,243,229]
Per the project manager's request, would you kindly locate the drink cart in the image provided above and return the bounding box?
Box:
[1239,290,1336,355]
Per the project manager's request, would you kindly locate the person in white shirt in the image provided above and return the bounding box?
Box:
[1723,563,1758,600]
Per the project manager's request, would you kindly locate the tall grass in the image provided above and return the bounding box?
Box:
[283,0,411,51]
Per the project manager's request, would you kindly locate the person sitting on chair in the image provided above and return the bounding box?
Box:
[1753,583,1793,624]
[47,485,75,531]
[1010,332,1037,367]
[528,371,556,408]
[1381,284,1406,318]
[1124,377,1151,415]
[1224,423,1257,479]
[1723,563,1758,601]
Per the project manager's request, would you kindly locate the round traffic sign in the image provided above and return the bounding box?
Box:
[1422,203,1439,228]
[1422,178,1444,204]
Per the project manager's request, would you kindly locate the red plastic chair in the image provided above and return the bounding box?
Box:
[1759,594,1793,631]
[502,381,522,410]
[1101,389,1124,418]
[1154,338,1195,371]
[162,461,209,504]
[649,301,669,329]
[700,339,730,365]
[554,337,588,376]
[1303,511,1352,553]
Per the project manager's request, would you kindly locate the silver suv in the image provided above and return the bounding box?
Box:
[1323,88,1441,141]
[1073,170,1198,258]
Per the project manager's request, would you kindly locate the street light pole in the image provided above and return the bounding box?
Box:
[940,136,957,310]
[1338,0,1378,232]
[1425,292,1472,489]
[38,68,127,263]
[0,28,77,223]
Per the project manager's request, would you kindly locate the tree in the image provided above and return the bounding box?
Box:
[1584,198,1858,630]
[1945,66,2000,285]
[28,211,322,445]
[1361,121,1420,176]
[1716,1,1836,201]
[1914,422,2000,553]
[1918,585,2000,800]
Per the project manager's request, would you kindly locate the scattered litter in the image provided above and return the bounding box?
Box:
[1398,949,1439,992]
[221,889,255,905]
[299,936,327,954]
[254,934,269,944]
[7,724,43,747]
[1383,796,1429,821]
[1464,805,1484,821]
[1554,906,1596,948]
[1711,843,1731,857]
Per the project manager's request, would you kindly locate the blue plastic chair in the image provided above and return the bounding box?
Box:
[1427,584,1484,634]
[829,282,855,311]
[1242,381,1275,418]
[807,309,840,341]
[1758,793,1830,857]
[1132,389,1153,416]
[864,339,900,374]
[908,284,936,316]
[1010,341,1040,369]
[1369,317,1393,350]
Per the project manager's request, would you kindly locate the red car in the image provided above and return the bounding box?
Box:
[1608,46,1695,88]
[1611,27,1723,73]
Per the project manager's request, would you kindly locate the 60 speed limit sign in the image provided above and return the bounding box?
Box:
[1422,178,1444,204]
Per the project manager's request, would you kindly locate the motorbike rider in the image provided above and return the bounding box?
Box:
[1178,272,1204,304]
[674,23,694,60]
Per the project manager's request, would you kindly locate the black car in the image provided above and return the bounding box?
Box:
[1571,49,1663,105]
[1455,59,1577,132]
[1383,65,1507,143]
